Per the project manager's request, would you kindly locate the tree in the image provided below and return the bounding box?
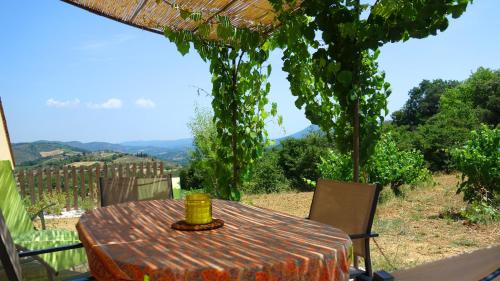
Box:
[278,132,332,190]
[162,9,280,200]
[391,79,459,128]
[414,87,481,171]
[184,107,230,194]
[271,0,472,182]
[451,125,499,223]
[458,67,500,125]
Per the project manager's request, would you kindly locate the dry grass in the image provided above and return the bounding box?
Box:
[37,174,499,272]
[243,174,500,271]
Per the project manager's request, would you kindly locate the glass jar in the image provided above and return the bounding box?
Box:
[185,193,212,225]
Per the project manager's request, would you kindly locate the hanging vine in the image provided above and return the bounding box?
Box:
[162,10,279,200]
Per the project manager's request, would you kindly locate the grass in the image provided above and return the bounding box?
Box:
[36,174,499,273]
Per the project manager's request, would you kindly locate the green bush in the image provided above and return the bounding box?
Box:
[318,150,353,182]
[318,133,430,195]
[461,201,499,224]
[367,133,430,194]
[451,125,499,221]
[278,132,332,190]
[23,191,67,217]
[179,165,204,190]
[243,150,290,194]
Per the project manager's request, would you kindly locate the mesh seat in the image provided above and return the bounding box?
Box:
[308,179,381,278]
[99,176,172,207]
[0,210,93,281]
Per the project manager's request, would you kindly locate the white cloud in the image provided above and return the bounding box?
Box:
[46,98,80,108]
[135,98,156,108]
[87,98,123,109]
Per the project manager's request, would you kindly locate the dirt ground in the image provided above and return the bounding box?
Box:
[37,174,499,272]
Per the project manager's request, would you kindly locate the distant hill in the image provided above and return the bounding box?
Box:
[13,141,87,164]
[284,125,320,139]
[120,138,193,149]
[12,125,320,167]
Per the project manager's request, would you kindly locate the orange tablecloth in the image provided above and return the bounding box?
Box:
[77,199,352,281]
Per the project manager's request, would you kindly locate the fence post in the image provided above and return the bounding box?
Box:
[80,166,85,199]
[55,169,61,193]
[18,170,26,198]
[95,165,100,200]
[167,172,173,198]
[89,165,93,198]
[28,170,35,204]
[159,162,164,176]
[63,166,70,211]
[37,168,43,200]
[46,168,52,194]
[146,162,151,177]
[103,164,108,179]
[72,166,78,209]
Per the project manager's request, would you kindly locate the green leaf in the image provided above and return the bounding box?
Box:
[337,70,353,85]
[180,9,190,20]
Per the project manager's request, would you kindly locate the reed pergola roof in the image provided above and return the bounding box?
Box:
[61,0,284,39]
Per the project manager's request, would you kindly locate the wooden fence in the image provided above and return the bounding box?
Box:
[15,161,169,210]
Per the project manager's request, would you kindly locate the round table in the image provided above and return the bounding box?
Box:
[77,199,352,281]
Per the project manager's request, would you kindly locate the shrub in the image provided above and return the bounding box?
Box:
[461,201,499,224]
[451,125,499,220]
[318,133,430,195]
[23,191,67,217]
[367,133,430,194]
[243,150,290,194]
[278,132,332,190]
[318,150,353,182]
[179,165,204,190]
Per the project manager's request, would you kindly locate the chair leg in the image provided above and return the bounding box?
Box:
[364,239,373,277]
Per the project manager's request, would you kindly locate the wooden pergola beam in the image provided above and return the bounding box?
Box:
[60,0,163,35]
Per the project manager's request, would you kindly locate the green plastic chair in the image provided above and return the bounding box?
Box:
[0,160,87,277]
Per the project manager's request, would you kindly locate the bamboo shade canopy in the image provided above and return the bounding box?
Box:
[61,0,289,40]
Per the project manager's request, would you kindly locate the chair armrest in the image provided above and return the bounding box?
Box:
[349,232,379,240]
[30,203,56,230]
[18,242,83,258]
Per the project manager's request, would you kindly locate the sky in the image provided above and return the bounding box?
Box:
[0,1,499,143]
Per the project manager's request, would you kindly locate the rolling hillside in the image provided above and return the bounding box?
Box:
[12,125,319,167]
[13,141,88,164]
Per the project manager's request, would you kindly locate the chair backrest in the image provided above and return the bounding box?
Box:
[0,161,33,238]
[100,176,172,207]
[0,209,22,281]
[308,179,381,258]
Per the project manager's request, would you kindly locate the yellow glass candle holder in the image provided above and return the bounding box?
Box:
[185,193,212,225]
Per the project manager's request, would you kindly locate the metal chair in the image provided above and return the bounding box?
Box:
[0,209,92,281]
[308,179,382,280]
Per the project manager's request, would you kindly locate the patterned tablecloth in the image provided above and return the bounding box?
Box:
[76,199,352,281]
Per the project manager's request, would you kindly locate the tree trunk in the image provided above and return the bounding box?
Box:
[230,56,240,195]
[353,0,361,183]
[353,98,360,183]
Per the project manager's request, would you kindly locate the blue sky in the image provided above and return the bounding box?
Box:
[1,1,499,143]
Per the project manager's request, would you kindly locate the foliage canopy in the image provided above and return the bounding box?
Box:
[270,0,472,178]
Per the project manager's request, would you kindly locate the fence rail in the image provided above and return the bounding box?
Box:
[15,161,168,210]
